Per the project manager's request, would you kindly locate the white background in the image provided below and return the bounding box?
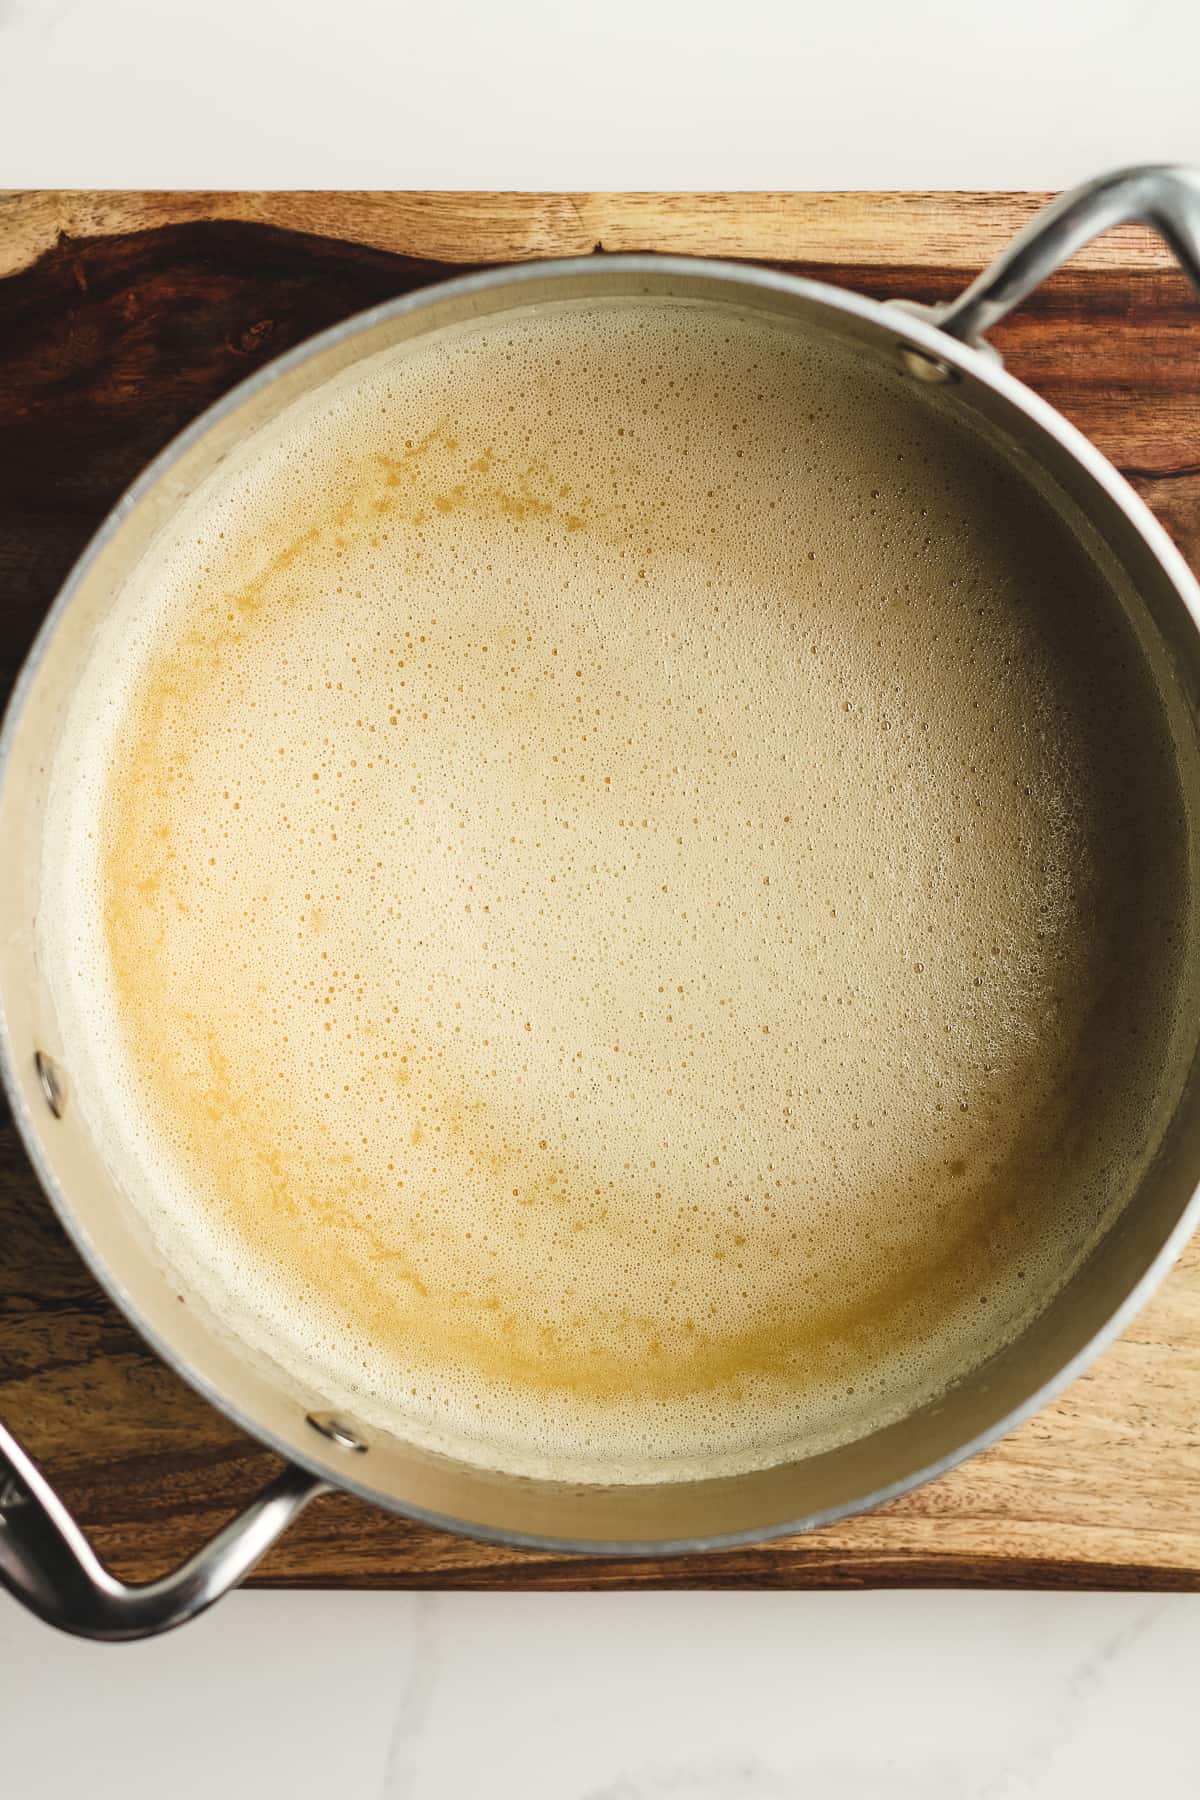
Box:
[1,0,1200,189]
[4,1,1200,1795]
[4,1590,1200,1797]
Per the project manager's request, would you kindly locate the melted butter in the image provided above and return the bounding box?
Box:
[45,298,1196,1480]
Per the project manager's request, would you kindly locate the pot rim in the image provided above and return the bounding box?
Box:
[4,251,1200,1554]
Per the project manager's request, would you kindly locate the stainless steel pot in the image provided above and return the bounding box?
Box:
[3,166,1200,1640]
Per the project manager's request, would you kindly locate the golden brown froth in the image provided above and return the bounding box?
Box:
[44,299,1195,1478]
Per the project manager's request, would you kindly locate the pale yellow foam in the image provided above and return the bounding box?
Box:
[39,298,1197,1480]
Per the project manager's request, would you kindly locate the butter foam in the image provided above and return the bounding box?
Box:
[40,297,1197,1480]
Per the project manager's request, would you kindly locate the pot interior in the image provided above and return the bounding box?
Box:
[4,261,1200,1547]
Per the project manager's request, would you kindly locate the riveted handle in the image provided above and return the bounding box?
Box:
[937,164,1200,348]
[0,1417,328,1641]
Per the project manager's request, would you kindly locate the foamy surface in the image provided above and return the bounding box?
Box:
[40,298,1196,1480]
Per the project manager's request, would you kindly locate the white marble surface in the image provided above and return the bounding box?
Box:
[3,1590,1199,1796]
[1,0,1199,188]
[4,2,1200,1793]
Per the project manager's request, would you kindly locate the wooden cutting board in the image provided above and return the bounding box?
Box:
[2,191,1200,1592]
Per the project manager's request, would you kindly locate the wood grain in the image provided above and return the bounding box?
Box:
[0,190,1187,282]
[1,194,1199,1590]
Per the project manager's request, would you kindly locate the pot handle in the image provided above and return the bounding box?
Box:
[935,164,1200,348]
[0,1416,328,1641]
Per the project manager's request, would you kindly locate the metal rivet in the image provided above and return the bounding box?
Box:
[305,1411,367,1453]
[897,343,960,385]
[34,1051,67,1119]
[0,1473,29,1512]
